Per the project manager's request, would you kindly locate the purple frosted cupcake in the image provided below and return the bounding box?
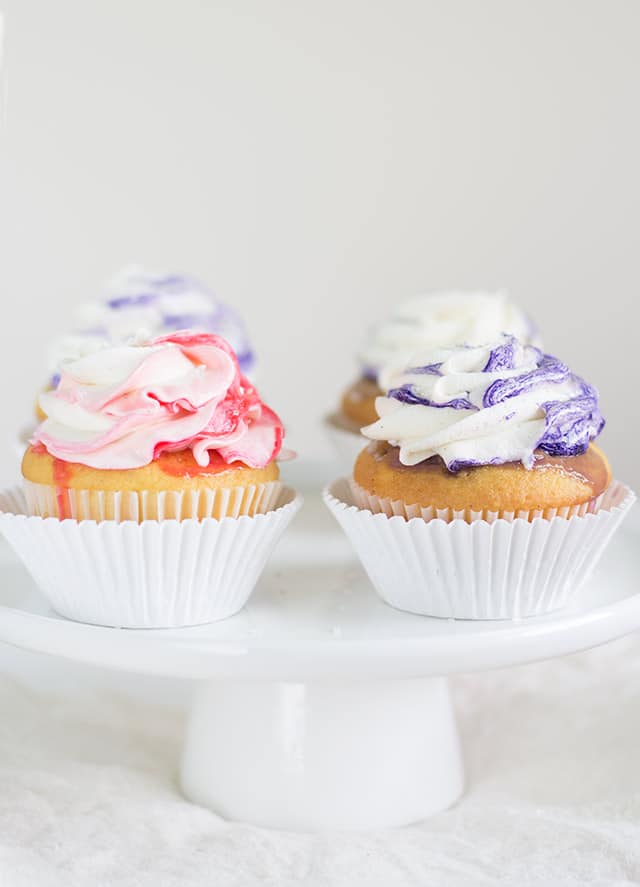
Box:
[46,265,256,389]
[325,336,635,619]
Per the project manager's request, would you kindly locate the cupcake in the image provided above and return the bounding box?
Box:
[29,266,256,429]
[326,290,538,468]
[51,265,256,378]
[1,331,301,628]
[325,336,634,619]
[24,331,280,521]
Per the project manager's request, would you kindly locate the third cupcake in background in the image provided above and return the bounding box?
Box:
[36,266,256,423]
[326,290,539,466]
[325,335,635,619]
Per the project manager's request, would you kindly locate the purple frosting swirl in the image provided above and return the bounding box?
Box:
[538,386,604,457]
[482,352,569,408]
[387,338,604,463]
[107,292,158,310]
[388,361,475,408]
[107,273,256,375]
[51,270,257,386]
[388,386,476,411]
[404,362,443,376]
[482,338,517,372]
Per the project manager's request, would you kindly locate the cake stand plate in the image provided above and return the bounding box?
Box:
[0,496,637,831]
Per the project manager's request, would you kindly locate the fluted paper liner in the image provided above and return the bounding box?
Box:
[0,486,302,628]
[324,478,635,620]
[349,480,605,523]
[23,479,283,522]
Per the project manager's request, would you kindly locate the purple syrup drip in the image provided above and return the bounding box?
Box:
[483,337,517,372]
[388,386,476,410]
[482,353,568,408]
[362,366,379,382]
[50,372,61,389]
[447,455,504,473]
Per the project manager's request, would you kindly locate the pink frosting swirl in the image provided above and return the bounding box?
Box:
[33,332,284,470]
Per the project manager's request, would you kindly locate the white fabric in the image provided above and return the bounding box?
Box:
[0,637,639,887]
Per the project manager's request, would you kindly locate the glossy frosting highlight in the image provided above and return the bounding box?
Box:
[34,332,283,471]
[363,336,604,471]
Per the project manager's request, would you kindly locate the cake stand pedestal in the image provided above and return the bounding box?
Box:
[0,497,637,831]
[182,676,462,829]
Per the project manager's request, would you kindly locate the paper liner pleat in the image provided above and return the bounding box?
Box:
[324,478,635,620]
[349,480,603,523]
[23,480,282,522]
[0,486,301,628]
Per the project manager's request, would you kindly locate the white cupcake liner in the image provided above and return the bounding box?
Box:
[349,480,604,523]
[324,415,368,473]
[324,478,635,620]
[23,479,283,522]
[0,486,302,628]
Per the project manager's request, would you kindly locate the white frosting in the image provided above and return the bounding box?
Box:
[45,334,112,374]
[362,339,583,469]
[36,333,282,471]
[73,268,216,341]
[359,291,537,388]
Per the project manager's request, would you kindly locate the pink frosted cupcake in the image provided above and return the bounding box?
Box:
[23,331,283,522]
[0,332,301,628]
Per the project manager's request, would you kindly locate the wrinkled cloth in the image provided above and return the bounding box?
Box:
[0,635,639,887]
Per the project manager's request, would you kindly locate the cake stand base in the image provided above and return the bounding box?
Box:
[180,676,464,830]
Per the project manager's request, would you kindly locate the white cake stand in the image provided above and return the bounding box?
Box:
[0,493,637,831]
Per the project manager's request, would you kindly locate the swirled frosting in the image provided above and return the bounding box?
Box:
[34,332,283,470]
[359,291,538,386]
[362,337,604,471]
[48,266,256,384]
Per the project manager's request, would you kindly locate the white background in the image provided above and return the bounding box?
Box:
[0,0,638,486]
